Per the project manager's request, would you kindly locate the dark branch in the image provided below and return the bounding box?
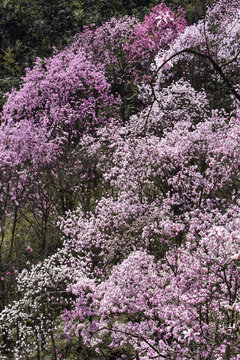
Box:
[221,50,240,67]
[151,48,240,102]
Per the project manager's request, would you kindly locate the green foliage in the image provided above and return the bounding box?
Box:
[79,0,159,23]
[164,0,216,24]
[0,0,80,109]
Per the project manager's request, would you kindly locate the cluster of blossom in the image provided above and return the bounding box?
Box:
[2,49,118,146]
[2,94,240,358]
[70,5,186,121]
[153,0,240,104]
[125,4,186,69]
[0,248,85,358]
[64,221,240,359]
[74,5,186,78]
[0,0,239,359]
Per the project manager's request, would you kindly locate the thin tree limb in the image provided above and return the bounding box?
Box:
[151,48,240,102]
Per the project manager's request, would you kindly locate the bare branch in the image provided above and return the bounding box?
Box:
[221,50,240,67]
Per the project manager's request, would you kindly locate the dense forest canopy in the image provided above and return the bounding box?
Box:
[0,0,239,359]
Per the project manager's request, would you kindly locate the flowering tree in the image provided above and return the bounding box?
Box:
[153,0,240,108]
[72,4,186,120]
[0,1,239,359]
[63,220,240,359]
[0,44,118,336]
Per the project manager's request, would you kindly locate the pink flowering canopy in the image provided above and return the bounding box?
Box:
[2,48,118,147]
[0,1,239,359]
